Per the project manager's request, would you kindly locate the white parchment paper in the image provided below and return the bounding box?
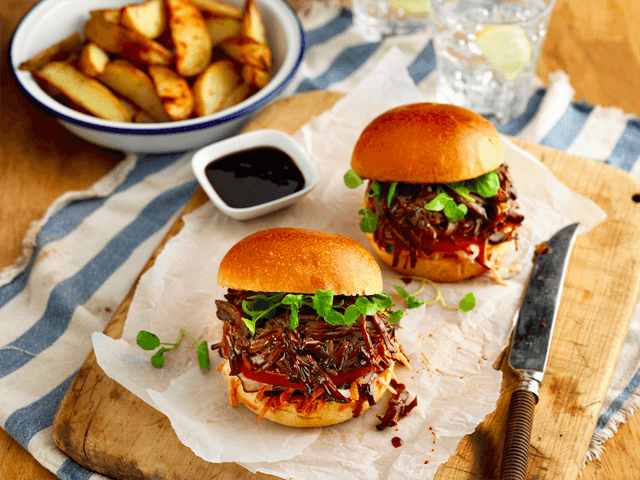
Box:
[93,48,607,479]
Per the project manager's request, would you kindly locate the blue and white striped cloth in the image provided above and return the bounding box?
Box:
[1,7,639,479]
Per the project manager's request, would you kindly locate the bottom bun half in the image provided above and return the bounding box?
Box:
[221,361,395,428]
[366,233,513,283]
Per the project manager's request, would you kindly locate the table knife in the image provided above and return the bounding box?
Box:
[500,222,580,480]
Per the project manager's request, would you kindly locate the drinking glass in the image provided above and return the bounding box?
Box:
[352,0,432,40]
[431,0,555,125]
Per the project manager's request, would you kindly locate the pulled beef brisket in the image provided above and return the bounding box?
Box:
[368,164,524,269]
[376,379,418,431]
[212,289,400,405]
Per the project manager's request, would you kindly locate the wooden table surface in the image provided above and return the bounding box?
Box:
[1,0,639,479]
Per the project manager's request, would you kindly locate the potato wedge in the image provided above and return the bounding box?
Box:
[220,36,271,70]
[99,59,171,122]
[84,16,173,66]
[167,0,212,77]
[89,8,121,24]
[118,97,140,119]
[205,17,242,47]
[190,0,243,19]
[219,82,252,110]
[192,59,241,116]
[18,33,83,72]
[241,63,270,88]
[135,111,156,123]
[120,0,167,39]
[242,0,267,45]
[148,66,195,121]
[34,62,132,122]
[79,43,110,77]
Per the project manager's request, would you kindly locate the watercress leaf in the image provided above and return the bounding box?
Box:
[388,310,404,324]
[312,290,334,317]
[197,341,210,370]
[242,317,256,336]
[407,296,425,309]
[373,293,393,310]
[358,208,378,233]
[344,169,364,188]
[425,190,450,211]
[459,292,476,312]
[289,303,300,330]
[151,347,167,368]
[137,330,160,351]
[443,198,468,222]
[393,285,410,300]
[387,182,398,206]
[475,171,500,198]
[282,294,303,308]
[356,297,379,316]
[368,181,381,201]
[449,182,474,201]
[252,298,271,311]
[324,309,346,325]
[344,304,361,324]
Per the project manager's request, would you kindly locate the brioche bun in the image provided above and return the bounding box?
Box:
[221,360,395,428]
[366,232,512,282]
[351,103,503,184]
[218,228,382,295]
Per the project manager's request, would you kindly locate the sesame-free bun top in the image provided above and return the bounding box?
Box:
[351,103,504,184]
[218,228,382,295]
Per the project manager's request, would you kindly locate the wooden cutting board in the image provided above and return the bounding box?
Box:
[53,91,640,480]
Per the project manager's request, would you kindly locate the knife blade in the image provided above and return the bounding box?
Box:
[500,222,580,480]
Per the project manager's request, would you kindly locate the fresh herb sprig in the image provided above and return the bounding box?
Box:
[394,281,476,312]
[344,168,502,228]
[136,329,210,370]
[241,289,404,336]
[424,171,500,222]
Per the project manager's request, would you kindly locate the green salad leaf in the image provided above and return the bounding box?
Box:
[136,329,210,370]
[239,289,404,335]
[344,169,364,188]
[358,208,378,233]
[393,285,425,309]
[368,181,381,201]
[475,171,500,198]
[459,292,476,312]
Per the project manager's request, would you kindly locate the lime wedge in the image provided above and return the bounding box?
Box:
[388,0,430,15]
[474,26,532,81]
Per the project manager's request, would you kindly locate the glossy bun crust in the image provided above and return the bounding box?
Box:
[217,228,382,295]
[366,232,512,282]
[351,103,504,184]
[221,360,395,428]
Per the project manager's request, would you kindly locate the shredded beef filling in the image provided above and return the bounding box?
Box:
[376,379,418,430]
[368,164,524,269]
[212,289,400,406]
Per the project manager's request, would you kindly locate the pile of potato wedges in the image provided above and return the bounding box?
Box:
[19,0,272,123]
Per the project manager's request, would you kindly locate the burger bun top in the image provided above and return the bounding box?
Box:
[217,228,382,295]
[351,103,503,184]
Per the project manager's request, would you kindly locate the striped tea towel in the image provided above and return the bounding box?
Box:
[1,7,639,479]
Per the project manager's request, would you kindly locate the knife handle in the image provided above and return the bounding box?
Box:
[500,388,538,480]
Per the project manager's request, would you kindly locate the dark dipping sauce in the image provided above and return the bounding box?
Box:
[204,147,305,209]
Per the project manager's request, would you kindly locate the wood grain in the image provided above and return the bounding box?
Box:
[51,91,640,480]
[2,0,640,479]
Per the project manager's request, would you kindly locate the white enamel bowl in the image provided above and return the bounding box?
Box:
[10,0,304,153]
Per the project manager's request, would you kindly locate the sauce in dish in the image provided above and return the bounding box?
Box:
[204,147,305,209]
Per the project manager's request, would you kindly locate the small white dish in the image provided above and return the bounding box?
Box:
[191,129,318,220]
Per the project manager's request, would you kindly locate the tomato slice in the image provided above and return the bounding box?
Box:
[240,363,370,390]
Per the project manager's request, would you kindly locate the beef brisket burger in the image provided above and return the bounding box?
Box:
[211,228,408,427]
[346,102,524,283]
